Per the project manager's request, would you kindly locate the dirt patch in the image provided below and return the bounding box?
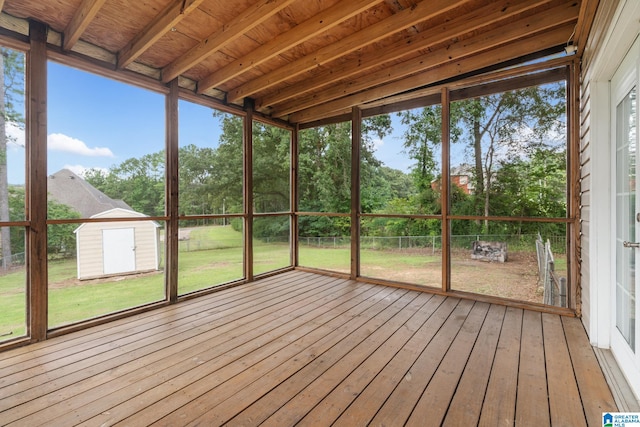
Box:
[450,251,543,302]
[365,248,554,304]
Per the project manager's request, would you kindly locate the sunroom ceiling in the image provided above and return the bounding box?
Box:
[1,0,595,124]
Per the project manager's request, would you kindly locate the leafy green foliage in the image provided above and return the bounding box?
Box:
[0,48,25,268]
[7,186,80,259]
[252,121,291,213]
[82,81,567,243]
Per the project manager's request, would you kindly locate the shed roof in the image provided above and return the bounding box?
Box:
[1,0,597,125]
[47,168,133,218]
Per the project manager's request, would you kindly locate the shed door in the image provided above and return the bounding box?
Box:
[103,228,136,274]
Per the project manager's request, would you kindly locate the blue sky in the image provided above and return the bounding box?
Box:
[7,60,415,184]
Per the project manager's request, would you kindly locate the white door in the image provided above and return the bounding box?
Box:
[103,228,136,274]
[612,37,640,395]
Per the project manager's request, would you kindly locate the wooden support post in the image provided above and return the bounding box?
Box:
[568,61,580,313]
[291,124,299,267]
[27,20,48,341]
[244,98,254,281]
[441,87,451,292]
[350,106,362,280]
[165,78,179,302]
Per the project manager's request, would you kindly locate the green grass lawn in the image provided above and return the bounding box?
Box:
[0,225,552,342]
[0,267,26,339]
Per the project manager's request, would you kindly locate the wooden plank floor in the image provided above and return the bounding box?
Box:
[0,271,617,426]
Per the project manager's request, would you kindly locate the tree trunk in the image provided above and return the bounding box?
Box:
[0,54,12,269]
[473,120,484,195]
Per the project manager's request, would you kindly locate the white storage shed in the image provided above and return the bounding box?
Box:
[74,208,160,280]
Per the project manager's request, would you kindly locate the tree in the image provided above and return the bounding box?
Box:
[298,117,392,236]
[8,187,80,259]
[399,82,567,233]
[85,151,165,217]
[252,121,291,213]
[398,105,456,215]
[0,48,25,268]
[491,147,567,235]
[178,144,216,216]
[209,112,244,215]
[450,83,566,227]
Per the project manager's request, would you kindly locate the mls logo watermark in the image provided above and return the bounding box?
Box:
[603,413,640,427]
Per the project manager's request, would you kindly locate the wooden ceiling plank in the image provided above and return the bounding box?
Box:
[117,0,206,69]
[196,0,384,94]
[62,0,108,51]
[0,1,6,13]
[289,23,574,123]
[264,0,552,114]
[278,2,578,118]
[161,0,297,83]
[226,0,469,103]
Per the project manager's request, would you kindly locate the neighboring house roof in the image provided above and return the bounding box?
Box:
[47,169,132,218]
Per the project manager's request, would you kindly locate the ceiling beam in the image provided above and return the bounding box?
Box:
[62,0,107,51]
[281,2,577,119]
[362,56,570,108]
[573,0,601,57]
[226,0,468,103]
[289,23,573,124]
[264,0,552,115]
[118,0,206,69]
[162,0,297,83]
[196,0,383,94]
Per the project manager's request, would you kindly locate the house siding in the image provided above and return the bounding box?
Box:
[579,72,592,334]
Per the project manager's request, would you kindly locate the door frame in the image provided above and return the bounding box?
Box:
[610,38,640,383]
[587,0,640,400]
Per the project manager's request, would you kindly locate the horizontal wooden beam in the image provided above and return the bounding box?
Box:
[118,0,206,69]
[226,0,468,103]
[63,0,107,51]
[290,23,574,123]
[261,0,551,113]
[162,0,296,83]
[361,56,570,108]
[196,0,383,94]
[279,1,578,118]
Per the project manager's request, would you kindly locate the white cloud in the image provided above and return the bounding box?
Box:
[48,133,114,157]
[372,138,384,151]
[5,122,25,149]
[63,164,109,178]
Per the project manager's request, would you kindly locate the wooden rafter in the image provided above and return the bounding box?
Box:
[226,0,469,103]
[161,0,297,83]
[283,3,578,119]
[264,0,553,115]
[289,23,574,123]
[62,0,107,51]
[573,0,600,57]
[196,0,383,94]
[118,0,206,69]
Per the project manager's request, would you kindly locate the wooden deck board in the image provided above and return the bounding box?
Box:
[478,306,523,426]
[441,304,506,427]
[0,271,617,426]
[543,313,588,427]
[516,310,551,426]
